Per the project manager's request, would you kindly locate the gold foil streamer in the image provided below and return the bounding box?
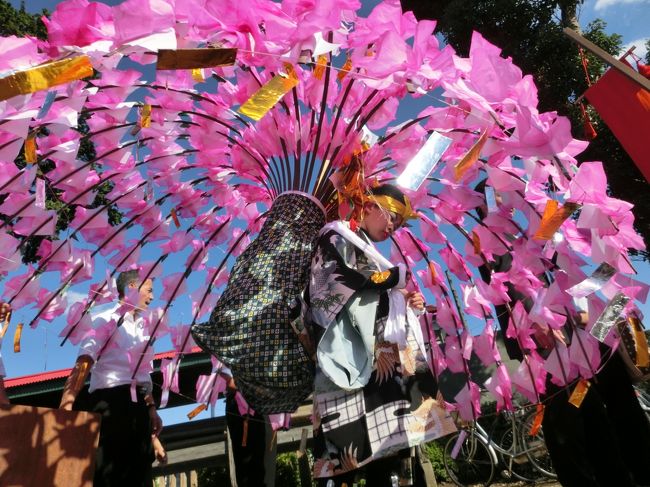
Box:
[337,56,352,81]
[529,404,545,436]
[156,48,237,70]
[13,322,23,353]
[140,104,152,128]
[454,130,488,181]
[313,54,328,80]
[472,231,481,256]
[0,56,93,102]
[238,65,299,121]
[590,292,631,342]
[370,270,391,284]
[187,403,208,420]
[24,134,37,163]
[568,379,591,408]
[191,68,205,83]
[629,316,650,367]
[533,200,580,240]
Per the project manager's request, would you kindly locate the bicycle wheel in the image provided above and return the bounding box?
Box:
[498,426,543,482]
[520,410,557,479]
[443,430,495,487]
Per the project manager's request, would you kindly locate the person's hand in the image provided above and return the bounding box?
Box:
[149,407,163,437]
[405,291,425,310]
[0,302,10,323]
[153,436,168,465]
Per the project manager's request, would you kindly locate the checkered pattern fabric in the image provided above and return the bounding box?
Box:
[192,193,325,414]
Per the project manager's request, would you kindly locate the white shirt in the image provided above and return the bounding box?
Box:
[79,304,155,393]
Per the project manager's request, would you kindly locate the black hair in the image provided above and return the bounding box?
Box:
[116,269,141,299]
[369,183,407,204]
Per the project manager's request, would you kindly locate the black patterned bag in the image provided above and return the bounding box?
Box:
[192,192,325,413]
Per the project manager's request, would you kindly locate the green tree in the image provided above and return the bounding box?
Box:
[0,0,48,39]
[401,0,649,260]
[0,0,121,265]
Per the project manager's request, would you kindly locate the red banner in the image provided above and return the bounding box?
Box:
[585,68,650,182]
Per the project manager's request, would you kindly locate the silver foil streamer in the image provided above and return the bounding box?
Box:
[567,262,617,299]
[396,131,452,191]
[590,292,630,343]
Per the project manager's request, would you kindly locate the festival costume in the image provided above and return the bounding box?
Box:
[307,221,455,479]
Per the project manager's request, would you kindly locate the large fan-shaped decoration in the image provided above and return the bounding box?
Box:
[0,0,646,419]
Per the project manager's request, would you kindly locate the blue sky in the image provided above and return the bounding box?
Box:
[3,0,650,425]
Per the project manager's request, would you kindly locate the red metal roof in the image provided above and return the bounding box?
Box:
[5,347,203,389]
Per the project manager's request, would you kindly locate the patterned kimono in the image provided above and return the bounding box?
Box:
[307,222,456,479]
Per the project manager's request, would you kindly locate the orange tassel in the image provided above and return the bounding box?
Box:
[187,403,208,420]
[13,322,23,353]
[170,208,180,228]
[337,56,352,81]
[313,55,328,80]
[580,103,597,141]
[568,379,591,408]
[242,416,249,447]
[529,404,545,436]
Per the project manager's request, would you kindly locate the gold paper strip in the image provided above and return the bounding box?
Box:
[140,104,152,128]
[629,316,650,367]
[429,262,437,284]
[156,48,237,70]
[13,322,23,353]
[568,379,591,408]
[187,403,208,420]
[0,56,93,102]
[191,68,205,83]
[337,57,352,81]
[313,55,328,80]
[24,134,37,164]
[529,404,544,436]
[238,65,299,121]
[533,200,580,240]
[454,130,488,181]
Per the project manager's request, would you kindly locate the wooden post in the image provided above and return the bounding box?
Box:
[225,429,238,487]
[562,27,650,92]
[296,428,312,487]
[190,470,198,487]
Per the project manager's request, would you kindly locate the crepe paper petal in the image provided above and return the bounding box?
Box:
[234,391,253,416]
[449,430,467,459]
[156,48,238,70]
[140,104,152,128]
[24,133,37,163]
[191,68,205,83]
[569,327,601,379]
[187,403,208,420]
[590,292,630,343]
[160,356,180,408]
[396,131,453,191]
[484,363,513,411]
[511,354,546,404]
[268,413,291,431]
[0,55,93,102]
[238,65,299,121]
[568,379,591,408]
[337,56,352,81]
[35,178,46,209]
[529,404,545,436]
[454,129,488,182]
[532,200,580,240]
[566,262,616,299]
[544,341,573,387]
[453,380,481,421]
[13,322,23,353]
[313,54,328,80]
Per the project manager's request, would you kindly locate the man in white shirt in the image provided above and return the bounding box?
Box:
[60,270,162,487]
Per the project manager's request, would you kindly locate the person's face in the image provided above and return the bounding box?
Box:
[360,203,402,242]
[130,279,154,310]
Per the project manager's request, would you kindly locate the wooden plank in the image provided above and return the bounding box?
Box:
[563,27,650,92]
[225,429,238,487]
[0,404,100,487]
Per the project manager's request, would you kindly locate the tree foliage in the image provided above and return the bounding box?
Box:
[0,0,48,39]
[0,0,122,264]
[401,0,649,260]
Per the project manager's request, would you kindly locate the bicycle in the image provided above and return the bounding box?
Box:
[442,407,556,487]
